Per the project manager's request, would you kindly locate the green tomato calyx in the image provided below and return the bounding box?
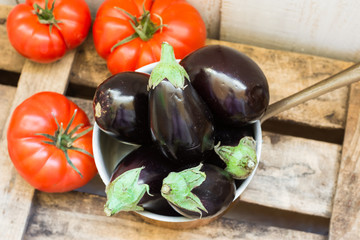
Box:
[104,167,151,216]
[33,0,62,33]
[214,136,257,179]
[111,5,167,52]
[148,42,190,89]
[161,164,208,217]
[36,109,93,178]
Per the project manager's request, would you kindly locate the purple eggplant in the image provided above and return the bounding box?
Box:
[161,163,235,218]
[148,42,214,166]
[93,72,152,145]
[104,145,179,216]
[180,45,269,126]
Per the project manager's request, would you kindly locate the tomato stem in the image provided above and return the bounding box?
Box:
[33,0,62,33]
[111,5,167,52]
[36,109,93,178]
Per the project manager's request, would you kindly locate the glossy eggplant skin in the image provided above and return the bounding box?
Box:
[110,145,179,216]
[149,79,215,166]
[93,72,152,144]
[180,45,269,126]
[169,164,235,218]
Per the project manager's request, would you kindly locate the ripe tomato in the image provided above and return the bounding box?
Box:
[93,0,207,74]
[7,0,91,63]
[7,92,97,192]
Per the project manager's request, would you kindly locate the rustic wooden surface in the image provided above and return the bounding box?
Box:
[1,4,359,240]
[220,0,360,62]
[329,81,360,240]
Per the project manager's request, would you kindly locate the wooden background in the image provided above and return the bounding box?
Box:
[0,1,359,240]
[2,0,360,62]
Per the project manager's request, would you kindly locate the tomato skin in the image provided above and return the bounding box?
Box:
[93,0,207,74]
[7,92,97,192]
[7,0,91,63]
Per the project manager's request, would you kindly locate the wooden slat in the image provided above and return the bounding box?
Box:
[329,81,360,239]
[187,0,221,38]
[219,0,360,62]
[0,84,16,137]
[0,51,76,240]
[241,131,341,218]
[23,191,326,240]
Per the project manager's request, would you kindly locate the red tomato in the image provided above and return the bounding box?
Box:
[7,92,97,192]
[7,0,91,63]
[93,0,207,74]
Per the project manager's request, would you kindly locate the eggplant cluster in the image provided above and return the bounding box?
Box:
[93,43,268,219]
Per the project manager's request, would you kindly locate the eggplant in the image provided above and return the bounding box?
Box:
[148,42,214,166]
[93,72,152,145]
[104,145,179,216]
[180,45,269,126]
[161,163,235,218]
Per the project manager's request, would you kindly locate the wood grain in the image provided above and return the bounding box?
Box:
[23,191,326,240]
[0,51,76,240]
[241,131,342,218]
[187,0,221,38]
[329,81,360,239]
[0,84,16,138]
[220,0,360,62]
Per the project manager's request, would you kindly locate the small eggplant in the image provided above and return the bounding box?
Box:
[93,72,152,145]
[161,163,235,218]
[148,42,214,166]
[104,145,179,216]
[180,45,269,126]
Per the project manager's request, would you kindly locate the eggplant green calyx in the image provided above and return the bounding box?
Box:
[36,109,93,178]
[33,0,61,33]
[214,136,257,179]
[161,164,208,217]
[148,42,190,90]
[104,167,151,216]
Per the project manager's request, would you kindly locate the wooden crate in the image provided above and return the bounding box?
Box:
[0,4,359,240]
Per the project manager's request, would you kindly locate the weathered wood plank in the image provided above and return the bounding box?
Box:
[220,0,360,62]
[241,131,342,218]
[0,51,76,240]
[0,84,16,137]
[329,81,360,240]
[23,191,326,240]
[187,0,221,38]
